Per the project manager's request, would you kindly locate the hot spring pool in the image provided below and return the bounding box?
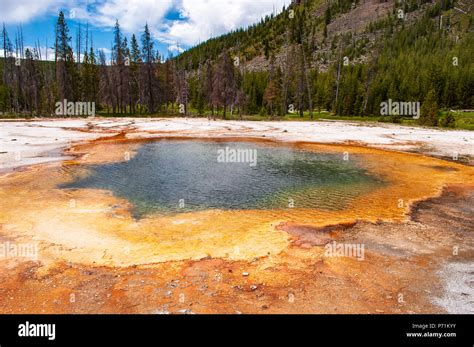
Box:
[60,140,384,217]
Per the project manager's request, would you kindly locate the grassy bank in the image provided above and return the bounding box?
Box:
[1,110,473,130]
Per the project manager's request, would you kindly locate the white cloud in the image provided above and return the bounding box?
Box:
[73,0,290,47]
[0,45,55,61]
[34,45,56,61]
[162,0,290,46]
[0,0,290,49]
[168,44,185,53]
[0,0,64,23]
[73,0,174,33]
[98,47,112,54]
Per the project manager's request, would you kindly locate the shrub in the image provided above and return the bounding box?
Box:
[438,112,456,128]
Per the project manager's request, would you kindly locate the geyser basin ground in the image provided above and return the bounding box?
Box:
[0,137,472,267]
[60,140,383,217]
[0,124,473,314]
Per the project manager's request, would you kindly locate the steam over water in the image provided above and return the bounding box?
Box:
[60,140,384,218]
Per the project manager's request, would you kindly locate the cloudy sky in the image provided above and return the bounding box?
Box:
[0,0,290,60]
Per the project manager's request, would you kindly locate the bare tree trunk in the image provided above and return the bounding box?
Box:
[301,43,313,119]
[333,44,343,113]
[282,30,291,115]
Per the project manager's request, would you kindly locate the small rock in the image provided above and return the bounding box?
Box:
[242,272,249,277]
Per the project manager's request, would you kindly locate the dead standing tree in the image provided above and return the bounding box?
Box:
[211,52,237,120]
[174,64,189,116]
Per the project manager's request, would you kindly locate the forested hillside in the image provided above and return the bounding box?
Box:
[177,0,473,122]
[0,0,473,127]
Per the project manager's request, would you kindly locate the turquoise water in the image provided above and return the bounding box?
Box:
[60,140,384,217]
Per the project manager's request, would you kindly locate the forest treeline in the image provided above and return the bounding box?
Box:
[0,0,473,126]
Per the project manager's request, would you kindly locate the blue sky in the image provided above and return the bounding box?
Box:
[0,0,290,61]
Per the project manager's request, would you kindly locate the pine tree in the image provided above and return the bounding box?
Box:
[419,89,439,126]
[55,11,76,103]
[141,24,157,113]
[111,20,124,113]
[81,40,99,109]
[130,34,141,113]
